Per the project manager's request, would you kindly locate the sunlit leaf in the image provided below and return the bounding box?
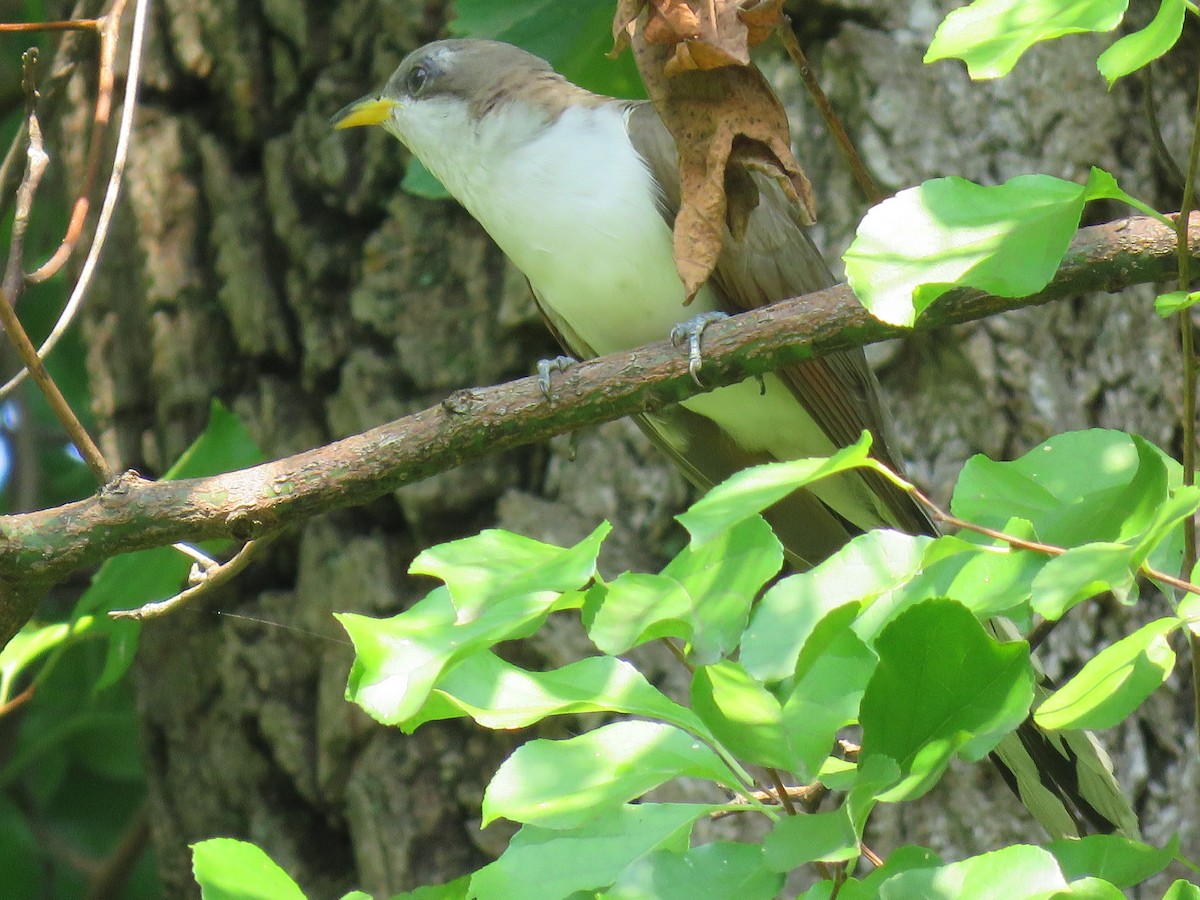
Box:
[925,0,1128,79]
[191,839,306,900]
[405,653,707,737]
[691,660,791,770]
[878,844,1068,897]
[482,720,739,829]
[1096,0,1185,84]
[1035,618,1179,730]
[845,169,1132,326]
[678,434,875,547]
[741,530,926,682]
[411,523,608,621]
[1031,543,1137,619]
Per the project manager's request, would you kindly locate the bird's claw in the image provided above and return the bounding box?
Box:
[537,355,577,399]
[670,311,729,387]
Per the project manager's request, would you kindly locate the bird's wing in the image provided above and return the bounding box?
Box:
[625,102,932,537]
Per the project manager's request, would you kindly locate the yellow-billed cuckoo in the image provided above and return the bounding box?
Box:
[333,38,1137,839]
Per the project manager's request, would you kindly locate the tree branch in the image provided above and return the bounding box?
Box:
[0,213,1196,644]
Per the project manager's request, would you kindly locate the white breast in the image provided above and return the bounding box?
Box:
[391,95,886,529]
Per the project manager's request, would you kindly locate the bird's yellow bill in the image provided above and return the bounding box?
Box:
[331,96,397,130]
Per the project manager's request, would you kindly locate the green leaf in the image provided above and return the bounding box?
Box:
[691,661,791,770]
[924,0,1128,79]
[191,839,306,900]
[878,844,1068,898]
[677,433,876,547]
[469,803,714,900]
[1031,543,1137,619]
[411,523,609,620]
[452,0,645,99]
[780,613,877,779]
[389,875,471,899]
[401,159,450,199]
[340,580,581,727]
[860,599,1034,801]
[1163,881,1200,900]
[741,530,927,682]
[845,169,1129,326]
[0,617,94,703]
[405,653,707,737]
[859,845,943,893]
[1048,834,1179,889]
[953,430,1178,550]
[1097,0,1185,84]
[585,517,781,663]
[763,808,859,872]
[481,720,739,829]
[1054,878,1128,899]
[1156,290,1200,317]
[898,535,1045,624]
[1035,617,1179,730]
[605,842,782,900]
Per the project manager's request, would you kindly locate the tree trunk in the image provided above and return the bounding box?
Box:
[54,0,1198,895]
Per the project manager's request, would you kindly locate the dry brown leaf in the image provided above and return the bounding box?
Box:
[626,17,815,302]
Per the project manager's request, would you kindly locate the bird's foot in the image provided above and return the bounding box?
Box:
[670,311,729,387]
[537,355,577,399]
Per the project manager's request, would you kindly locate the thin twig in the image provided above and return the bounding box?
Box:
[28,0,127,283]
[0,19,101,33]
[766,767,798,815]
[0,0,148,401]
[109,534,279,620]
[1176,57,1200,759]
[87,803,149,900]
[0,285,109,481]
[0,76,109,482]
[1143,64,1185,192]
[0,683,35,718]
[776,17,883,205]
[3,49,47,304]
[899,479,1200,597]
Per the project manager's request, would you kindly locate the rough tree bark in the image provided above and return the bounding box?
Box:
[47,0,1200,895]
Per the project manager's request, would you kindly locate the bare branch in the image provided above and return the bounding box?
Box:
[0,213,1195,645]
[111,534,280,621]
[0,0,149,400]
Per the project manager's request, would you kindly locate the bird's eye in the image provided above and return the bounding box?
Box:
[406,64,429,96]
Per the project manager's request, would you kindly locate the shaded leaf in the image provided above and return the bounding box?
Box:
[763,808,859,872]
[469,803,714,899]
[1048,834,1179,889]
[741,529,926,682]
[606,842,782,900]
[860,599,1033,800]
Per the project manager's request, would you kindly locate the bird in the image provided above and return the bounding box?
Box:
[332,38,1137,839]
